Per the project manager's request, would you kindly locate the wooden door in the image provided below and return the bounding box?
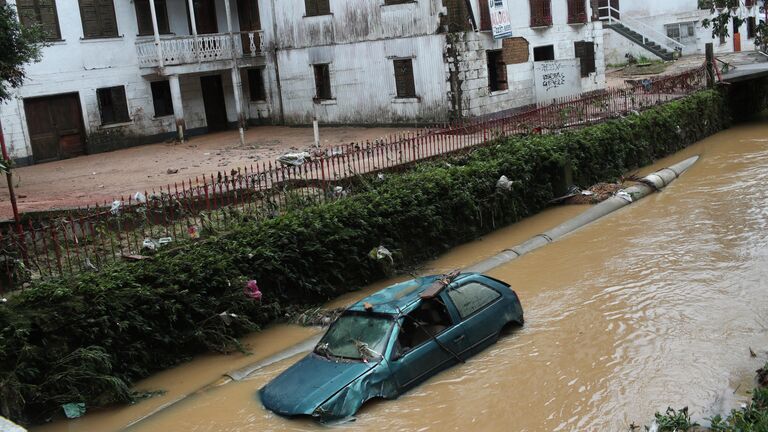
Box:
[237,0,261,55]
[200,75,228,132]
[24,93,86,163]
[189,0,218,34]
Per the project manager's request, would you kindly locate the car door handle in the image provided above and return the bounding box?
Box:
[453,335,465,343]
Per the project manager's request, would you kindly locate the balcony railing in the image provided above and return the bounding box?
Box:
[136,30,264,68]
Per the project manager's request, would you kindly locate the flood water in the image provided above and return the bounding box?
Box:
[34,117,768,432]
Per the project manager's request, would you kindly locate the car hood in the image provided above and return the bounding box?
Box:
[259,353,377,417]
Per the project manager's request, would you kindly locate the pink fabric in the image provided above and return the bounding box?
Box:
[245,280,262,300]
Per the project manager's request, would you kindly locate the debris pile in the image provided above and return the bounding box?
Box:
[551,175,645,205]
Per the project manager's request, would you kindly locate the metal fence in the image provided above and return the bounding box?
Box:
[0,66,707,290]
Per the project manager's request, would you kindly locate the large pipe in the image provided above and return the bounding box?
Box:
[466,155,699,273]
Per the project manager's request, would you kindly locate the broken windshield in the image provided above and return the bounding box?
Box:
[315,313,394,361]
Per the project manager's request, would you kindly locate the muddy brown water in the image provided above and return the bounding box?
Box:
[33,118,768,432]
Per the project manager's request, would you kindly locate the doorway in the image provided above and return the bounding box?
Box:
[200,75,228,132]
[23,93,86,163]
[237,0,261,55]
[187,0,218,34]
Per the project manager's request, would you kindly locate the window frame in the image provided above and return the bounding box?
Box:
[78,0,119,39]
[529,0,552,27]
[150,81,174,118]
[247,68,267,102]
[97,86,131,125]
[533,44,555,61]
[134,0,171,36]
[574,41,596,77]
[447,282,502,320]
[393,58,417,99]
[567,0,587,24]
[15,0,62,41]
[312,63,333,102]
[486,49,508,92]
[304,0,331,17]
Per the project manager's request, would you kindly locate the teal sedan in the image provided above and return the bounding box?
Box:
[259,272,524,421]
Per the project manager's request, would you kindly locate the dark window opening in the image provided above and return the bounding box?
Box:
[97,86,130,125]
[393,59,417,98]
[16,0,61,40]
[135,0,170,36]
[394,300,453,358]
[529,0,552,27]
[304,0,330,16]
[384,0,412,4]
[313,64,332,101]
[247,68,267,101]
[533,45,555,61]
[567,0,587,24]
[150,81,173,117]
[487,50,508,92]
[78,0,118,38]
[747,17,756,39]
[574,41,596,77]
[479,0,492,31]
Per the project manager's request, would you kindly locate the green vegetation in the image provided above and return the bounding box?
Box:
[0,90,730,425]
[0,2,47,102]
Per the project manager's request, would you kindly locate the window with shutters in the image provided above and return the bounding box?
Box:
[567,0,587,24]
[97,86,130,125]
[393,59,416,98]
[486,50,508,92]
[150,81,173,117]
[15,0,61,40]
[313,64,332,101]
[135,0,170,36]
[78,0,119,39]
[529,0,552,27]
[747,17,756,39]
[479,0,491,31]
[574,41,595,77]
[247,68,267,101]
[304,0,331,16]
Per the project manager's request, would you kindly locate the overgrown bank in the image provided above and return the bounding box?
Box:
[0,90,731,425]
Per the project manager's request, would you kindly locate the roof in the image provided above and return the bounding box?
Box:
[347,273,475,315]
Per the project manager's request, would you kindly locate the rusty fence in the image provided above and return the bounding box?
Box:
[0,66,707,290]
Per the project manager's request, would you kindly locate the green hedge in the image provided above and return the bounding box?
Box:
[0,90,729,424]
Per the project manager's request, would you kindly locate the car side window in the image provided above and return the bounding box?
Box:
[447,282,501,319]
[393,299,452,358]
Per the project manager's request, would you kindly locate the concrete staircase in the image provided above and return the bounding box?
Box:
[606,23,675,61]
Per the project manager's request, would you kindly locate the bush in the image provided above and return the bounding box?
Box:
[0,90,730,425]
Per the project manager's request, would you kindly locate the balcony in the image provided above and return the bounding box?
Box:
[136,30,265,69]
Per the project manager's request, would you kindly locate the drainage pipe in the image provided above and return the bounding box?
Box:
[466,155,699,274]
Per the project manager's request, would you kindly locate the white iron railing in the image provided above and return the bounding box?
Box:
[136,30,265,68]
[599,6,685,54]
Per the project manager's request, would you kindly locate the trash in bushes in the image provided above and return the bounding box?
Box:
[187,225,200,239]
[369,246,393,263]
[142,237,173,251]
[277,152,311,166]
[496,175,513,191]
[245,280,262,300]
[333,186,348,197]
[62,402,86,419]
[218,311,239,325]
[616,190,633,203]
[134,192,147,203]
[110,200,122,215]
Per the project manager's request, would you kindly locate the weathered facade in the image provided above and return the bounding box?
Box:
[0,0,606,165]
[601,0,765,65]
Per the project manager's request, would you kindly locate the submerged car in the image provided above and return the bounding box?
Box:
[259,271,524,420]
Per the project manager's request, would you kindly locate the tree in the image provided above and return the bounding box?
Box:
[0,2,47,103]
[701,0,768,52]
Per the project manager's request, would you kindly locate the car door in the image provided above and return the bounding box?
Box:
[390,315,468,390]
[445,279,506,356]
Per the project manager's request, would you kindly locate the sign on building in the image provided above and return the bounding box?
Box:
[534,59,583,103]
[489,0,513,39]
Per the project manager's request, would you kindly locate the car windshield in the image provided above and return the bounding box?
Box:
[315,313,393,361]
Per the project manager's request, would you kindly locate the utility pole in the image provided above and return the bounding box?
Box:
[705,42,715,88]
[0,118,23,236]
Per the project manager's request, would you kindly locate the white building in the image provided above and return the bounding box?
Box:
[600,0,764,65]
[0,0,606,166]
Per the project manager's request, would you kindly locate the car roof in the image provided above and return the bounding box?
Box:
[346,273,478,315]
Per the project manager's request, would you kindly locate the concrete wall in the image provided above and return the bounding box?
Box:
[603,28,664,65]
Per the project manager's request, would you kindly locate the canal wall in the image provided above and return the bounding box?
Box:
[0,90,737,425]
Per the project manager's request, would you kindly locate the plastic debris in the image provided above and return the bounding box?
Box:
[187,225,200,239]
[377,173,385,181]
[616,190,633,203]
[496,175,513,191]
[84,258,98,272]
[157,237,173,246]
[142,238,157,251]
[369,246,393,263]
[333,186,348,198]
[110,200,122,215]
[1,298,7,303]
[62,402,86,419]
[245,280,262,300]
[134,192,147,203]
[218,311,239,325]
[277,152,311,166]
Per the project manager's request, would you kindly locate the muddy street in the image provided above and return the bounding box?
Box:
[33,118,768,432]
